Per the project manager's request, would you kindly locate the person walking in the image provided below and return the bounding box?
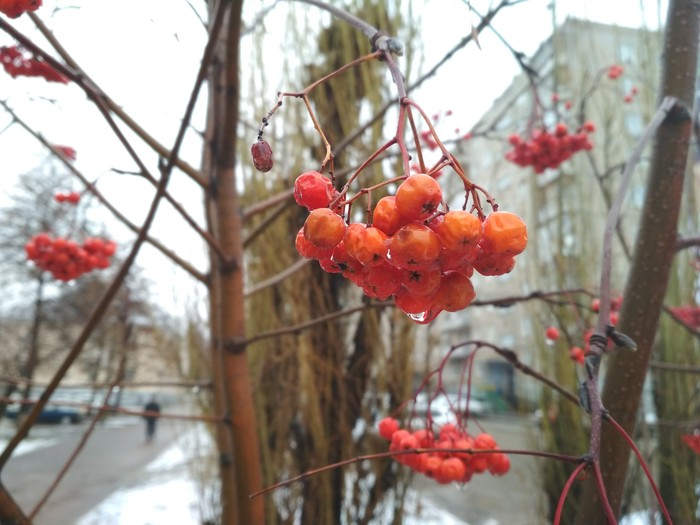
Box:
[143,396,161,443]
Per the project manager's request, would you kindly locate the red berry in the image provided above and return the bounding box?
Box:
[570,346,585,365]
[303,208,346,250]
[251,140,274,172]
[545,326,560,341]
[395,173,443,221]
[293,171,336,211]
[378,417,400,441]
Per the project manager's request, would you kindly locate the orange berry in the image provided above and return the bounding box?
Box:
[440,457,467,482]
[303,208,346,250]
[342,222,365,257]
[412,428,435,448]
[295,228,332,259]
[433,271,475,312]
[394,286,436,315]
[395,173,443,221]
[473,252,516,276]
[401,267,442,297]
[570,346,585,365]
[373,195,406,235]
[453,436,475,463]
[421,456,444,479]
[294,171,336,210]
[362,262,401,300]
[473,433,497,450]
[378,417,400,440]
[388,223,441,269]
[488,453,510,476]
[389,429,411,452]
[480,211,527,256]
[434,211,482,252]
[441,248,478,273]
[351,226,389,266]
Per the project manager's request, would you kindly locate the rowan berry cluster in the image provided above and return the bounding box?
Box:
[0,45,68,83]
[544,324,584,364]
[25,233,116,281]
[669,305,700,331]
[54,145,77,161]
[378,417,510,484]
[506,122,595,173]
[0,0,41,18]
[590,295,623,326]
[681,432,700,454]
[293,170,527,323]
[54,191,80,204]
[607,64,624,80]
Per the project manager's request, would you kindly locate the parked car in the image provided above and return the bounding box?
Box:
[410,392,488,428]
[5,403,85,424]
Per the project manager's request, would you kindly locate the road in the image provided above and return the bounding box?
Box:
[1,414,184,525]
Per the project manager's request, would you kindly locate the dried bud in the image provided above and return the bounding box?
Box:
[606,325,638,351]
[251,139,274,172]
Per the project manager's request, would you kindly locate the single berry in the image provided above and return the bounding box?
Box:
[378,417,400,441]
[395,173,443,221]
[303,208,346,250]
[293,171,336,210]
[545,326,560,341]
[251,140,274,172]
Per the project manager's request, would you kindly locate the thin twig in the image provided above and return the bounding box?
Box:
[245,258,311,297]
[604,414,673,525]
[250,445,581,499]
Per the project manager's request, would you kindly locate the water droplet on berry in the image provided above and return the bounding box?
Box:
[407,309,442,324]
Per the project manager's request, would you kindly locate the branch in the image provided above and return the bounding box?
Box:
[593,96,678,347]
[245,258,311,297]
[604,414,673,525]
[333,0,514,156]
[243,302,389,347]
[467,341,579,406]
[250,445,581,499]
[675,234,700,251]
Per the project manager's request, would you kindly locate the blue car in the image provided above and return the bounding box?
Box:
[5,403,84,424]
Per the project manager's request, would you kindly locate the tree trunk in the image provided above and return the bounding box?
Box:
[574,1,699,522]
[203,2,264,524]
[20,274,45,410]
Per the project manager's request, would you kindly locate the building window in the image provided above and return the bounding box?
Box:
[625,112,644,137]
[620,42,635,65]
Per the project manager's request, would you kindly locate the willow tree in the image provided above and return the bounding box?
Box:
[241,3,417,523]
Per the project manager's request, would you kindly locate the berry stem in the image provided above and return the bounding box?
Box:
[553,462,589,525]
[604,414,674,525]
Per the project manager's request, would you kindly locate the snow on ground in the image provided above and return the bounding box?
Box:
[0,437,57,457]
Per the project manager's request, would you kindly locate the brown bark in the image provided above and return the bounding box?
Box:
[204,1,264,524]
[574,1,700,523]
